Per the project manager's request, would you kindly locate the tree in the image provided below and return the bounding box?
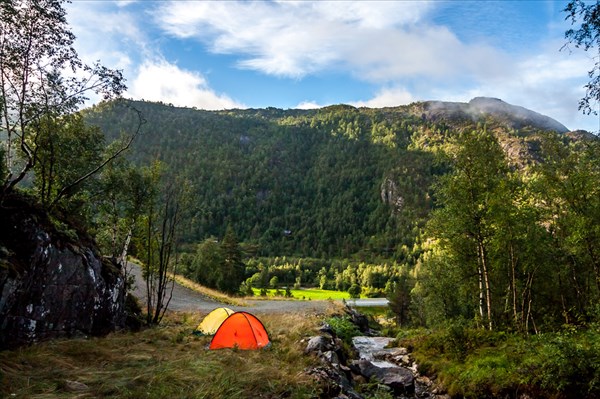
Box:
[217,225,245,295]
[387,278,411,326]
[136,165,188,325]
[190,238,222,288]
[0,0,126,197]
[563,0,600,117]
[533,134,600,320]
[32,113,104,207]
[95,158,154,264]
[348,283,361,299]
[427,129,510,330]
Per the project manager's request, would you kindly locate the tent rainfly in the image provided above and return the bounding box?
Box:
[209,312,270,350]
[195,307,235,335]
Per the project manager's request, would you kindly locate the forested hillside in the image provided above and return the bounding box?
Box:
[84,97,564,262]
[85,100,434,260]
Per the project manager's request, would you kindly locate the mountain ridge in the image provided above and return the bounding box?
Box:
[417,97,570,133]
[83,96,586,260]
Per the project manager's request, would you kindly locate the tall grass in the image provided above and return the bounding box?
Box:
[0,312,331,398]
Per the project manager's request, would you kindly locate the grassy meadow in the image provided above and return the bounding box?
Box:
[0,311,334,399]
[251,287,352,300]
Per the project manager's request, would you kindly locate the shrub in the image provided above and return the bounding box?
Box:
[326,315,361,345]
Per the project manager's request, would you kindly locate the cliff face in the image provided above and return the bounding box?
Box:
[0,194,126,349]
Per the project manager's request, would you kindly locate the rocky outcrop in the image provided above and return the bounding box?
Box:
[0,193,126,349]
[304,307,448,398]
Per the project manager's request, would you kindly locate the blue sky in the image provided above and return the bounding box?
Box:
[66,0,599,133]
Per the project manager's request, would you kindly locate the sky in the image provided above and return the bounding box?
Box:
[66,0,600,133]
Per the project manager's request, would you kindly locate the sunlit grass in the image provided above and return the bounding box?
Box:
[251,287,352,300]
[172,274,248,306]
[0,311,331,398]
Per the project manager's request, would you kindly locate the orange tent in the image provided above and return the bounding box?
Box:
[209,312,270,350]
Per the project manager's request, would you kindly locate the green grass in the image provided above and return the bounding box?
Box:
[0,311,334,399]
[251,287,353,300]
[396,325,600,399]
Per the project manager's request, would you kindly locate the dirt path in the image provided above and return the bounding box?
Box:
[127,263,336,315]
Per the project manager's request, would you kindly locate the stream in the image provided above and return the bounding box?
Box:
[352,336,398,368]
[352,336,443,399]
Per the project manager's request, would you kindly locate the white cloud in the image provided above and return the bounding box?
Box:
[127,60,244,110]
[152,0,507,81]
[417,41,599,132]
[115,0,137,7]
[351,87,415,108]
[296,101,323,110]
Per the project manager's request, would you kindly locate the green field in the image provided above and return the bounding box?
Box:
[251,287,353,300]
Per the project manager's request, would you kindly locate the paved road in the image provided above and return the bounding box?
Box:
[346,298,389,307]
[127,263,336,315]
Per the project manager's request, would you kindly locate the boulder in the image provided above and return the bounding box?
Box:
[305,366,364,399]
[305,335,334,354]
[344,305,370,334]
[354,359,415,395]
[0,193,126,349]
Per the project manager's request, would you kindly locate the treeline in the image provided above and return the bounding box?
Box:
[412,129,600,332]
[180,250,420,298]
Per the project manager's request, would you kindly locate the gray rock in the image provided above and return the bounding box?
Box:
[0,194,126,349]
[319,322,335,337]
[321,350,340,366]
[306,335,333,354]
[306,366,364,399]
[355,359,415,395]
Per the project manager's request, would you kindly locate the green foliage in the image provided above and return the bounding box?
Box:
[0,0,124,195]
[326,315,361,345]
[85,100,436,261]
[348,283,361,299]
[417,129,600,331]
[401,326,600,399]
[32,113,105,208]
[184,228,246,295]
[85,99,600,334]
[525,330,600,397]
[564,0,600,118]
[217,226,245,294]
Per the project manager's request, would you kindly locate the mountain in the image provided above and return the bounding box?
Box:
[83,98,579,261]
[419,97,569,133]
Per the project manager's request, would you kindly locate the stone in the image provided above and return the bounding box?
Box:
[305,335,333,354]
[321,350,340,366]
[344,305,370,333]
[319,322,336,337]
[65,380,89,392]
[306,366,364,399]
[355,359,415,395]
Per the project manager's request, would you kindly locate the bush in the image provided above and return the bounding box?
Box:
[348,284,361,298]
[525,331,600,398]
[326,315,361,345]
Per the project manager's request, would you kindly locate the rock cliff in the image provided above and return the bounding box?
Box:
[0,193,126,349]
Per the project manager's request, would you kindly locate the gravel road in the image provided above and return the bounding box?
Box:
[126,263,336,315]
